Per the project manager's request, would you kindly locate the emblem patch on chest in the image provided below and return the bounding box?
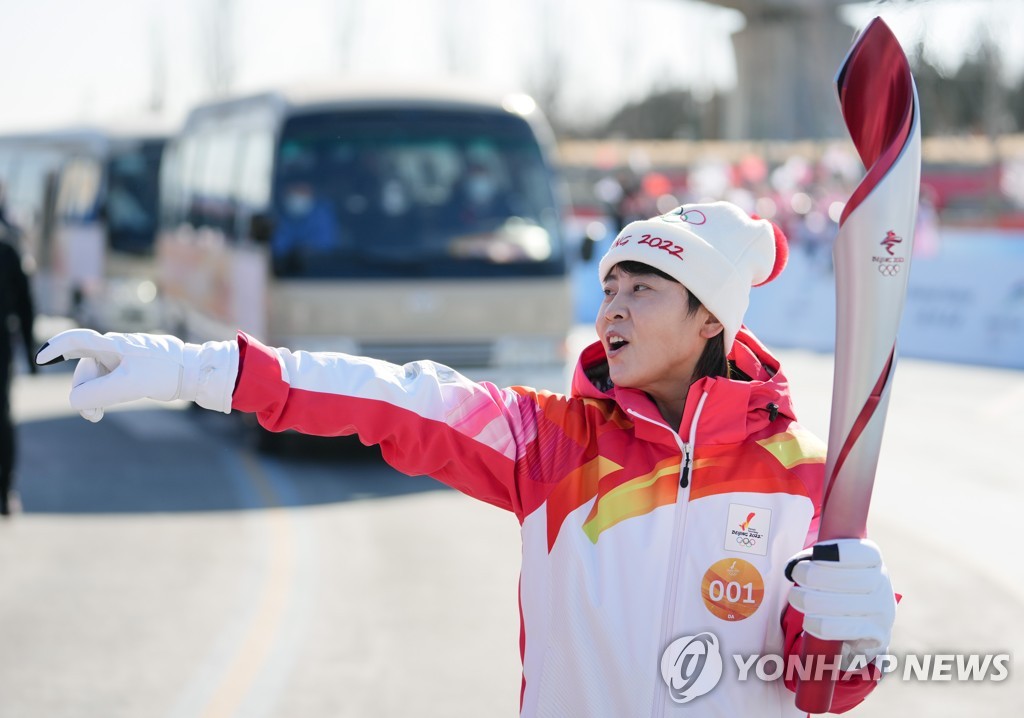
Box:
[724,503,772,556]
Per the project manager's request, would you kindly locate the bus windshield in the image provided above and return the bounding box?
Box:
[106,140,163,254]
[270,108,564,278]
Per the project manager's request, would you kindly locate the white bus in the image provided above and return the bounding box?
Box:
[49,126,167,331]
[0,127,167,330]
[156,82,572,392]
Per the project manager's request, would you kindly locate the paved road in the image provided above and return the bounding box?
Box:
[1,344,1021,717]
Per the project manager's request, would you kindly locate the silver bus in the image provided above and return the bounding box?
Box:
[156,82,572,391]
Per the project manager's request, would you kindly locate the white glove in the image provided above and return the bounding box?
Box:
[785,538,897,670]
[35,329,239,422]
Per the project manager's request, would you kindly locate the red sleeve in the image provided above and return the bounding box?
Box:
[780,604,881,714]
[229,332,570,521]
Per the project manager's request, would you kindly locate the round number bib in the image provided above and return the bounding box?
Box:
[700,558,765,621]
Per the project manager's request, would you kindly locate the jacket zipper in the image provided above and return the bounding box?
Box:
[679,443,692,488]
[627,392,708,718]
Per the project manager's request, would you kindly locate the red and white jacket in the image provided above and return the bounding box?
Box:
[230,327,878,717]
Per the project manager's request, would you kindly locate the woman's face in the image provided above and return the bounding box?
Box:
[596,265,720,403]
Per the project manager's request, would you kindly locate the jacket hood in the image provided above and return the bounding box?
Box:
[571,326,796,445]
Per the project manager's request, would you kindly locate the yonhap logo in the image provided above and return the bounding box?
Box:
[660,632,723,704]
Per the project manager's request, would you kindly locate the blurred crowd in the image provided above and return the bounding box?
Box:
[566,143,1014,268]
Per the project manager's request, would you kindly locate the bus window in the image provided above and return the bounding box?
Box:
[235,129,274,238]
[198,131,241,238]
[269,109,565,278]
[0,150,14,188]
[179,133,208,229]
[57,157,103,223]
[106,141,162,255]
[7,151,60,230]
[158,140,184,229]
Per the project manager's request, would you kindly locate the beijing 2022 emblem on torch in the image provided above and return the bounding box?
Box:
[874,230,905,276]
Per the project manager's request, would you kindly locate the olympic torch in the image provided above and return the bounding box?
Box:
[795,17,922,713]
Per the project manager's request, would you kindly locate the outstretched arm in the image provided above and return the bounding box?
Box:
[232,332,536,514]
[35,329,560,518]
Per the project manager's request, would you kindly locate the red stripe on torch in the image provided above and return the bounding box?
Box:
[821,347,895,512]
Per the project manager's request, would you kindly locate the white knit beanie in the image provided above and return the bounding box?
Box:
[597,202,788,352]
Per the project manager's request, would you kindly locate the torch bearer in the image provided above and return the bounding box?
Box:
[795,17,921,713]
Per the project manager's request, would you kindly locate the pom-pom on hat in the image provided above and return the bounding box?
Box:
[597,201,788,352]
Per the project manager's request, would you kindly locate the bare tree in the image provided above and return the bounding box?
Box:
[526,0,568,133]
[440,0,466,76]
[977,27,1006,140]
[200,0,237,98]
[912,25,1009,137]
[335,0,363,73]
[148,13,167,113]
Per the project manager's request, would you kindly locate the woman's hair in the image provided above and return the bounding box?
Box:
[613,261,730,381]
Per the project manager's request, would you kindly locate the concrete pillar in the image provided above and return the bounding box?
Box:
[720,1,857,140]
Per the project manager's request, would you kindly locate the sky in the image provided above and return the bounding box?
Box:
[0,0,1017,135]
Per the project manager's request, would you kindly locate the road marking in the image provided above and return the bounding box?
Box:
[196,451,296,718]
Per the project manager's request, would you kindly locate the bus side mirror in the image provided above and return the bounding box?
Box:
[249,212,275,244]
[579,221,607,262]
[580,235,596,262]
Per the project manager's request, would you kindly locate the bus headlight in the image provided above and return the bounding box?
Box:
[136,280,158,304]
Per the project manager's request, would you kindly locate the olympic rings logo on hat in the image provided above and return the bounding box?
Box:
[736,537,757,547]
[664,206,707,225]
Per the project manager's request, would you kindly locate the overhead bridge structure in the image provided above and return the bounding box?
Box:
[707,0,859,139]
